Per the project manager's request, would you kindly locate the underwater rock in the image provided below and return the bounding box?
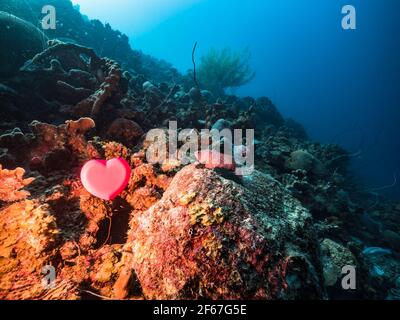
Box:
[0,117,101,174]
[2,0,184,85]
[286,149,326,177]
[107,118,144,147]
[142,81,160,94]
[0,12,48,78]
[211,118,233,131]
[56,80,93,105]
[320,239,357,287]
[1,41,124,125]
[29,118,96,157]
[188,87,202,103]
[124,164,324,299]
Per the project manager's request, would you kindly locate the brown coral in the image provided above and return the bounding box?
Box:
[28,118,100,167]
[107,118,144,146]
[73,58,122,118]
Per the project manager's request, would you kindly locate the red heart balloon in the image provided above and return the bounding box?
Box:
[80,158,131,200]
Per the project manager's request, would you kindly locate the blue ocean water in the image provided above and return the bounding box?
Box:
[73,0,400,198]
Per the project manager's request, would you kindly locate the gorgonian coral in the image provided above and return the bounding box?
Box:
[197,47,255,97]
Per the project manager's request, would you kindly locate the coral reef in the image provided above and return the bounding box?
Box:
[0,0,184,85]
[0,0,399,301]
[122,165,324,299]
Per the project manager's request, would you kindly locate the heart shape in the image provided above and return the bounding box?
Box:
[80,158,131,200]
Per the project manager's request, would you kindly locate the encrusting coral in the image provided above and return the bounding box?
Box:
[0,200,60,299]
[0,165,34,202]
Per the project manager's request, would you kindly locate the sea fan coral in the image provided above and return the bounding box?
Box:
[0,165,34,202]
[198,47,255,97]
